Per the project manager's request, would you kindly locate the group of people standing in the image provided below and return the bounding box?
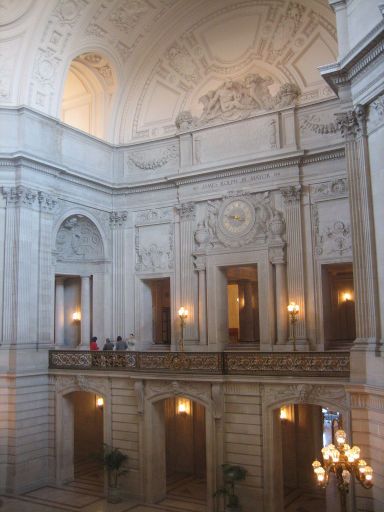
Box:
[89,334,136,351]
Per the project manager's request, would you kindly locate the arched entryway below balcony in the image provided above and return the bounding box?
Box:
[142,382,220,512]
[55,378,111,490]
[262,383,350,512]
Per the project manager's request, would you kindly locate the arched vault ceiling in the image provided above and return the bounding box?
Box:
[0,0,337,143]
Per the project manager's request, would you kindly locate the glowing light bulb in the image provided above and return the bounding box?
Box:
[335,429,347,445]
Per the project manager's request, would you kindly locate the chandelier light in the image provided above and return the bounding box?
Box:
[312,430,373,512]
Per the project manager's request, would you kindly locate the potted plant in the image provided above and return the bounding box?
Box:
[214,464,247,512]
[102,444,128,503]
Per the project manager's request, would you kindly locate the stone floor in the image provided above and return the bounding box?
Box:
[0,472,207,512]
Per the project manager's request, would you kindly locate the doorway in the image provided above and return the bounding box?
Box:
[142,278,171,345]
[279,404,342,511]
[164,397,207,502]
[226,265,260,344]
[59,391,104,489]
[321,263,355,350]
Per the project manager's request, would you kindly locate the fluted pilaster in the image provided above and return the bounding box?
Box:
[336,107,380,348]
[280,185,307,344]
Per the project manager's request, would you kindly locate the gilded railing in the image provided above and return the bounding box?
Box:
[49,350,350,378]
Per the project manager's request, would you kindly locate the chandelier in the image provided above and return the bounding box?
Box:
[312,429,373,512]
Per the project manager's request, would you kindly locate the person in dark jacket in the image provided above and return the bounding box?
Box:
[115,336,128,350]
[103,338,114,351]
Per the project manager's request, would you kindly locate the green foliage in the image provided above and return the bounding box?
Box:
[101,444,128,488]
[214,464,247,510]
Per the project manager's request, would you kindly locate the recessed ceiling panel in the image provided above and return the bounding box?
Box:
[292,34,336,87]
[198,13,261,64]
[142,80,181,125]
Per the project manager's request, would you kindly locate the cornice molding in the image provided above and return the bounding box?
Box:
[320,20,384,94]
[0,148,345,199]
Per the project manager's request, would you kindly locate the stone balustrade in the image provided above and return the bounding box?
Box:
[49,350,350,378]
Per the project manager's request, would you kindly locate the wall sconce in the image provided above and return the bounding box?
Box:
[287,302,299,352]
[96,396,104,409]
[178,306,188,352]
[176,397,191,416]
[72,311,81,321]
[341,292,353,303]
[280,407,288,421]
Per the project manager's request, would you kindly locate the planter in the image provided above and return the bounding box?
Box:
[107,486,122,504]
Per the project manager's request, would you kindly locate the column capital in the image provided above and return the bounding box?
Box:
[193,253,206,271]
[335,105,367,139]
[110,210,128,228]
[280,185,301,205]
[178,202,196,221]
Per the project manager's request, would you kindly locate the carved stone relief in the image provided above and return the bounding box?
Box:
[195,191,284,249]
[75,53,114,87]
[300,113,338,136]
[310,178,348,201]
[135,223,174,272]
[55,215,104,261]
[2,186,59,212]
[262,383,347,409]
[127,144,178,171]
[313,216,352,257]
[135,207,173,225]
[109,0,150,32]
[109,210,128,228]
[145,380,211,405]
[176,79,300,130]
[310,178,351,258]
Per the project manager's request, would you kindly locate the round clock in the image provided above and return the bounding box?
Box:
[218,198,255,238]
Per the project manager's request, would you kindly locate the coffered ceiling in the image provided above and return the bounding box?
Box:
[0,0,337,142]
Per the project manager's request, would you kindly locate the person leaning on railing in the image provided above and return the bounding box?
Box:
[90,336,99,351]
[115,336,128,350]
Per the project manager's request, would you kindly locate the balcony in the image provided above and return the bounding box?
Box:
[49,350,350,378]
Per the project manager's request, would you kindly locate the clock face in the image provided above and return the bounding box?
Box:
[219,199,255,237]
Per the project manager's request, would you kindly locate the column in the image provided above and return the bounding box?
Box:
[280,185,308,348]
[194,254,207,345]
[80,275,91,347]
[275,263,288,344]
[110,210,129,339]
[179,203,199,343]
[336,107,380,349]
[54,277,65,346]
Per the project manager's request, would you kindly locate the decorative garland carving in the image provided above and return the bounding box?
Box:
[128,144,178,170]
[311,178,348,200]
[300,113,338,135]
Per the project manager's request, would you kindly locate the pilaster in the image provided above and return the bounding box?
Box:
[280,185,308,349]
[110,210,129,338]
[178,203,198,343]
[336,107,381,350]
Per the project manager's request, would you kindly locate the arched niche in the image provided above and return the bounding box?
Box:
[53,214,109,347]
[60,52,117,139]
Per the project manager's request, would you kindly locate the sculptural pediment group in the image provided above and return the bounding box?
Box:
[176,75,301,131]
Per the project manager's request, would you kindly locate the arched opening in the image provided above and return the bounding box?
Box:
[61,52,116,139]
[54,214,107,348]
[59,391,104,489]
[165,397,206,501]
[145,395,209,509]
[273,404,343,512]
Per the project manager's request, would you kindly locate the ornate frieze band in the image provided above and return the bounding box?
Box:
[49,350,350,378]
